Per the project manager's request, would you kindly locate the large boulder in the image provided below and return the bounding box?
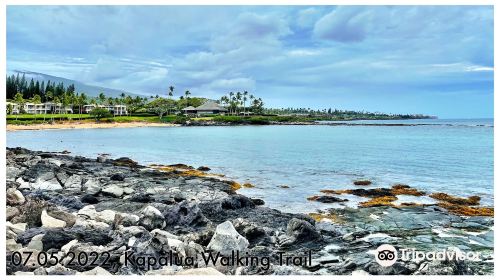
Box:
[41,209,66,228]
[82,179,101,195]
[41,228,112,251]
[41,230,75,251]
[110,173,125,181]
[77,205,117,225]
[163,201,208,228]
[102,185,124,197]
[7,188,25,205]
[139,205,166,231]
[34,177,62,191]
[46,208,76,227]
[286,218,321,243]
[221,194,255,210]
[63,175,82,191]
[207,221,249,255]
[6,207,20,221]
[80,194,99,204]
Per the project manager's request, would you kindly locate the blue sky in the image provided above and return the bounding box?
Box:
[7,6,493,118]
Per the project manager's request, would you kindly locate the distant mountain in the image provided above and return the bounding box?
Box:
[9,70,144,98]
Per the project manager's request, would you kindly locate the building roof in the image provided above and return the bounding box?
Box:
[195,101,228,111]
[182,106,197,111]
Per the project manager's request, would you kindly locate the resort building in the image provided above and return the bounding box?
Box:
[182,101,228,115]
[84,104,128,116]
[22,103,73,114]
[6,102,20,114]
[181,106,197,114]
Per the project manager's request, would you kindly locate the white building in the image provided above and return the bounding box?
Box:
[6,102,20,114]
[23,103,73,114]
[84,104,128,116]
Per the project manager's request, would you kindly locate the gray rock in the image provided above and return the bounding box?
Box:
[41,209,66,228]
[6,239,22,251]
[27,234,44,251]
[139,205,166,231]
[34,177,63,191]
[7,188,25,205]
[46,264,77,275]
[6,206,20,221]
[64,175,82,190]
[110,173,126,181]
[97,155,108,163]
[207,220,249,255]
[102,184,124,197]
[83,179,101,195]
[286,218,321,243]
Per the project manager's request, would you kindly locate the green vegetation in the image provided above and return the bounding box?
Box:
[212,115,314,124]
[89,108,113,121]
[7,75,433,126]
[7,113,190,125]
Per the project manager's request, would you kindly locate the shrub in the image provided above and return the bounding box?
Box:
[89,108,113,120]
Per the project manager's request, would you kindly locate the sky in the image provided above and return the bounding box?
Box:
[6,5,494,118]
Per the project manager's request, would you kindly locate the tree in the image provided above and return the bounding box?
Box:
[243,91,248,115]
[125,95,145,116]
[7,103,13,115]
[253,98,264,114]
[168,86,174,98]
[32,94,42,104]
[146,98,174,120]
[98,92,106,104]
[89,108,112,121]
[184,90,191,106]
[14,92,24,120]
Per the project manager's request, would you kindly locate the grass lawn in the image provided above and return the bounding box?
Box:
[7,114,92,120]
[6,114,188,125]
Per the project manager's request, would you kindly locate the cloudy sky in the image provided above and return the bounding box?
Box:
[7,6,493,118]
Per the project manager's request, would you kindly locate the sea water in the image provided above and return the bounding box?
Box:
[7,119,493,213]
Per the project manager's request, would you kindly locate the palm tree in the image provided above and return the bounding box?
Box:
[120,93,126,105]
[243,91,248,115]
[184,90,191,106]
[249,94,255,113]
[169,86,175,96]
[236,92,242,115]
[98,92,106,105]
[229,92,234,114]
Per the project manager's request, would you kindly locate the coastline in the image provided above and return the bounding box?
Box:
[6,148,494,275]
[7,118,487,132]
[6,121,179,131]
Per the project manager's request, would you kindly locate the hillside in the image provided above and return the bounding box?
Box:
[8,70,144,98]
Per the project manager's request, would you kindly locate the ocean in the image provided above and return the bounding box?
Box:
[7,119,493,213]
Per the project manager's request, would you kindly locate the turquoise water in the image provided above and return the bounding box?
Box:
[7,119,493,213]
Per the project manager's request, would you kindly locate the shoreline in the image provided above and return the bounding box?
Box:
[6,148,494,275]
[6,121,179,131]
[6,119,492,131]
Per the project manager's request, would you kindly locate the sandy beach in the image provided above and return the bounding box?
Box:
[6,121,179,131]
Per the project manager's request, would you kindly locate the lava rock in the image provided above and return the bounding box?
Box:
[139,205,166,231]
[207,221,249,255]
[286,218,321,243]
[110,173,125,181]
[81,194,99,204]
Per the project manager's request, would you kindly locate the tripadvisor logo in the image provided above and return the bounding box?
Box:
[373,244,481,267]
[375,244,398,267]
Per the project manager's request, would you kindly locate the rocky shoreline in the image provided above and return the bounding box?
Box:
[6,148,494,275]
[9,119,490,132]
